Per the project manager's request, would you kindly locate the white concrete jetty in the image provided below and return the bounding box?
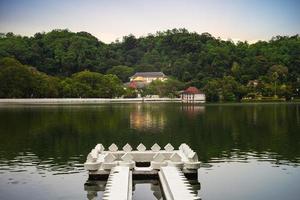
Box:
[84,143,201,200]
[103,166,132,200]
[159,166,200,200]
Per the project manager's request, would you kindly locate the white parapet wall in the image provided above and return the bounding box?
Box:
[0,98,183,104]
[84,143,200,173]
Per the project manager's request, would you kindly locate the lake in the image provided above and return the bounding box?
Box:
[0,103,299,200]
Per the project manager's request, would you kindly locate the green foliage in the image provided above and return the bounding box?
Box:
[0,29,299,101]
[267,65,288,83]
[72,70,103,90]
[0,58,124,98]
[123,88,137,98]
[106,65,134,82]
[0,29,105,75]
[100,74,125,98]
[203,76,247,102]
[231,61,241,79]
[0,59,33,98]
[145,79,184,97]
[203,79,220,102]
[62,71,124,98]
[0,57,60,98]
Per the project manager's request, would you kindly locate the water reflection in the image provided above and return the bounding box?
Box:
[130,104,167,132]
[0,103,299,164]
[181,104,205,118]
[84,180,106,200]
[0,103,299,200]
[199,158,300,200]
[84,179,201,200]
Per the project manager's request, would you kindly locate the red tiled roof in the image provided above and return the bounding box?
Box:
[129,81,137,89]
[184,87,201,94]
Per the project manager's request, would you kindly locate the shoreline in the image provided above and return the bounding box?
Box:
[0,98,298,105]
[0,98,187,104]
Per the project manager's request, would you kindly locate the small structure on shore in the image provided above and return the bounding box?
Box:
[180,87,205,103]
[84,143,201,200]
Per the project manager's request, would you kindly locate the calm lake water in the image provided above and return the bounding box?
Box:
[0,103,299,200]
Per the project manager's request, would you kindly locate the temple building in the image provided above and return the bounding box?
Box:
[129,72,167,83]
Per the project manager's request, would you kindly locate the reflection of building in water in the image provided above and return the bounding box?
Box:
[181,105,205,118]
[130,105,166,131]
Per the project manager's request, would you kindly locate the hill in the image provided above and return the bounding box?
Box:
[0,29,299,101]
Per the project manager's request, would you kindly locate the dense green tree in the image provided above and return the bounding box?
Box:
[0,57,124,98]
[203,79,220,102]
[144,79,184,98]
[231,61,241,79]
[203,76,246,102]
[100,74,124,98]
[267,65,289,83]
[72,70,103,89]
[123,88,138,98]
[0,57,60,98]
[61,78,92,98]
[70,71,124,98]
[220,76,246,101]
[0,58,33,97]
[106,65,134,82]
[277,84,293,100]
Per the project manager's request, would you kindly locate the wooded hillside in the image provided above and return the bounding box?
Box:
[0,29,299,100]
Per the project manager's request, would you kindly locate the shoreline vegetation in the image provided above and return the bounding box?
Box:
[0,98,299,105]
[0,29,299,102]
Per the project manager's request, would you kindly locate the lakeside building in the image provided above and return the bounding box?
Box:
[180,87,206,103]
[129,72,167,83]
[125,71,168,91]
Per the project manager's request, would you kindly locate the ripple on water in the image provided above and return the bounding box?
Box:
[204,150,300,167]
[0,150,86,178]
[9,181,19,184]
[9,169,27,172]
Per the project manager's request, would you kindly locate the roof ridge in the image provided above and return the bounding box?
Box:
[131,72,166,77]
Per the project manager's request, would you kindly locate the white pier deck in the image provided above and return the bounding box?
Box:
[84,143,201,200]
[103,166,132,200]
[159,166,200,200]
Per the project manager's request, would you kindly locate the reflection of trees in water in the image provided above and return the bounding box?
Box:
[186,104,300,163]
[0,105,128,162]
[0,104,299,167]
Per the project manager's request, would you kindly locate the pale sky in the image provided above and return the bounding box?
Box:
[0,0,299,43]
